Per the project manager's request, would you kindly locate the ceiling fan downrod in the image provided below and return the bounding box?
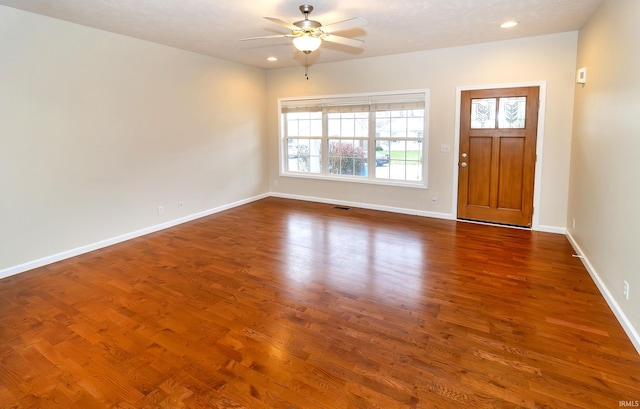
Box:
[300,4,313,17]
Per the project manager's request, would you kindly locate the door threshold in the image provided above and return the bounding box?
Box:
[457,218,532,230]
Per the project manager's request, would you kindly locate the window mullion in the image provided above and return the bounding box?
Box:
[322,112,328,176]
[282,114,288,173]
[368,110,376,180]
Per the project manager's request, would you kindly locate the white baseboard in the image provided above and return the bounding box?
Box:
[5,192,635,354]
[0,193,269,280]
[0,191,570,281]
[535,224,567,234]
[566,232,640,355]
[271,193,567,234]
[270,192,456,221]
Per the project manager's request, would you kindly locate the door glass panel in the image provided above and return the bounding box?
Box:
[498,97,526,128]
[470,98,496,129]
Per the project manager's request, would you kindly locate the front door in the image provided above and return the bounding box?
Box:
[457,86,539,227]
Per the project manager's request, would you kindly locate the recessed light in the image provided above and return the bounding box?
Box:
[267,56,278,62]
[500,21,518,28]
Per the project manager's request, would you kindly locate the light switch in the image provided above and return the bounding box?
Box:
[577,67,587,84]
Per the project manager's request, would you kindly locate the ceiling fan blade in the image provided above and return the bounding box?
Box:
[321,17,367,34]
[263,17,300,32]
[322,34,364,48]
[240,34,294,41]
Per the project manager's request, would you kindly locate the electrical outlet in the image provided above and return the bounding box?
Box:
[431,195,437,204]
[572,218,576,229]
[158,206,164,215]
[178,201,184,210]
[624,281,630,300]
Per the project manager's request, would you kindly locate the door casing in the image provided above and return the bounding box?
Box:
[452,81,547,230]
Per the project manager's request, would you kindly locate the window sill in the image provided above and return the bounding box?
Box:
[279,172,428,189]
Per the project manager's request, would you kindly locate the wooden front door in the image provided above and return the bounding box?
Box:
[457,86,539,227]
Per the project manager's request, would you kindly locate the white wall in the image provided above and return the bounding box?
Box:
[0,6,268,273]
[0,7,580,277]
[567,0,640,350]
[267,32,578,230]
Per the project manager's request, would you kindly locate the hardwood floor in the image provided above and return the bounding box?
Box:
[1,197,638,408]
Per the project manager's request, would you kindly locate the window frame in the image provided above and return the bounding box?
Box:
[278,90,430,189]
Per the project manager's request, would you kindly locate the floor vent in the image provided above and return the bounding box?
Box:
[333,206,352,211]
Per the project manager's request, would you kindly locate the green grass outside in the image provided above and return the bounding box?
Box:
[390,150,421,163]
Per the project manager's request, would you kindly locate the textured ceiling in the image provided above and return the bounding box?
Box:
[0,0,602,69]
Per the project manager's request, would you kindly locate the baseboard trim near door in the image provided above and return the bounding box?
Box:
[271,192,566,233]
[456,218,566,234]
[566,232,640,355]
[269,192,457,221]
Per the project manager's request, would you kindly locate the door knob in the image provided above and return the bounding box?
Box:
[461,162,467,168]
[461,153,468,158]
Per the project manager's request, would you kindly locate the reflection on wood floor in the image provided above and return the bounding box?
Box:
[1,197,638,408]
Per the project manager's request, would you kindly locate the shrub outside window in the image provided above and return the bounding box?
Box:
[280,91,428,188]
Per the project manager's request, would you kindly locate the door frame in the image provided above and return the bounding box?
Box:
[451,81,547,230]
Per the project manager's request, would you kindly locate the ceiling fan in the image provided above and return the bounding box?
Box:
[241,4,367,55]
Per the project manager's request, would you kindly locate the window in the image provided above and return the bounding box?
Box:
[280,91,428,187]
[471,96,527,129]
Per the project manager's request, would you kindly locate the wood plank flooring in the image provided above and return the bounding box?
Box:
[1,197,639,408]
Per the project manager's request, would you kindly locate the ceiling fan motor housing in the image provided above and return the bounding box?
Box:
[294,19,322,30]
[295,4,322,31]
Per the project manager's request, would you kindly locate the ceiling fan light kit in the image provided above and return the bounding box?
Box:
[293,33,322,54]
[240,4,367,78]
